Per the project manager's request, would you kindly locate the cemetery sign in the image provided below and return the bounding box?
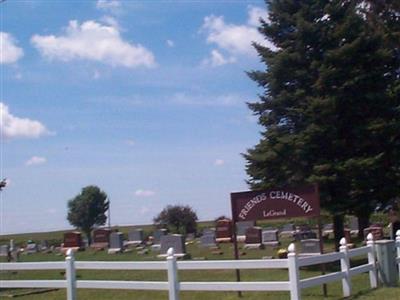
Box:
[231,184,320,222]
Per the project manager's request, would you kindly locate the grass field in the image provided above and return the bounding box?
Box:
[1,235,400,299]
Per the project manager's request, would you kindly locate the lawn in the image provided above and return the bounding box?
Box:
[1,240,400,299]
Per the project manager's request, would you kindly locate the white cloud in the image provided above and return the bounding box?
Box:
[31,20,156,68]
[247,5,269,27]
[25,156,47,166]
[201,6,276,62]
[202,49,236,67]
[214,159,225,166]
[0,32,24,64]
[171,92,241,107]
[96,0,121,10]
[0,102,50,139]
[166,39,174,47]
[135,189,155,197]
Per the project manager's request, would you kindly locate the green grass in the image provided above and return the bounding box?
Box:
[1,238,400,299]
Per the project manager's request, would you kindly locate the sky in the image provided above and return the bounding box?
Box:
[0,0,272,234]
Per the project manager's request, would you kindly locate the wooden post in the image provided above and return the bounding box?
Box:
[366,233,377,288]
[396,230,400,281]
[166,247,179,300]
[66,249,76,300]
[232,220,242,297]
[339,237,351,297]
[287,243,301,300]
[317,217,327,297]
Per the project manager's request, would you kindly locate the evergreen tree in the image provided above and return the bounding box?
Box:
[245,0,399,246]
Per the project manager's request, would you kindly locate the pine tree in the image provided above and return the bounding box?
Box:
[245,0,400,246]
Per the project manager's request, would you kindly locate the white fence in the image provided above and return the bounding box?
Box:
[1,232,400,300]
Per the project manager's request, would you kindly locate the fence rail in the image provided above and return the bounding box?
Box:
[1,231,400,300]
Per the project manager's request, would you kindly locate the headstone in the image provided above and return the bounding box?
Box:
[160,234,186,256]
[294,230,317,241]
[300,239,321,255]
[245,227,262,244]
[202,228,215,236]
[108,232,124,254]
[236,221,255,236]
[200,233,216,247]
[39,240,49,251]
[215,219,233,242]
[280,223,295,237]
[262,229,279,246]
[322,223,334,238]
[0,245,9,257]
[363,226,384,240]
[92,228,111,249]
[63,232,83,248]
[127,229,144,245]
[349,216,359,235]
[153,229,167,244]
[26,242,38,254]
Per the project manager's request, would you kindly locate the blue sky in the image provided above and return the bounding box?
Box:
[1,0,271,234]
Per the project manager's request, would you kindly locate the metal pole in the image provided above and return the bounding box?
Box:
[232,220,242,297]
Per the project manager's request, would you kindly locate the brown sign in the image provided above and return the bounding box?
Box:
[231,185,320,222]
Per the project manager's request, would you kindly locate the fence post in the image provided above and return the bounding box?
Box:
[65,249,77,300]
[288,243,301,300]
[366,233,377,288]
[396,230,400,282]
[339,237,351,297]
[166,247,179,300]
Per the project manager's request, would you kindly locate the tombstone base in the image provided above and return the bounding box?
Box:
[236,236,246,242]
[124,241,142,247]
[91,242,108,251]
[243,243,263,250]
[216,237,232,243]
[157,253,186,259]
[107,248,122,254]
[60,247,81,255]
[151,244,161,251]
[262,241,280,247]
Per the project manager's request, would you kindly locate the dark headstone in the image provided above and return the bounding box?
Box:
[363,226,384,240]
[160,234,186,255]
[93,228,111,244]
[215,219,233,240]
[294,230,317,241]
[63,232,82,248]
[300,239,321,254]
[245,227,262,244]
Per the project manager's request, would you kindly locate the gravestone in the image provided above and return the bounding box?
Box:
[39,240,49,251]
[363,226,384,240]
[153,229,167,244]
[26,242,38,254]
[262,230,279,246]
[349,217,359,235]
[92,228,111,249]
[126,229,144,246]
[159,234,186,256]
[202,228,215,236]
[243,227,262,250]
[215,219,233,242]
[63,232,83,248]
[300,239,321,255]
[200,232,216,247]
[322,223,334,238]
[294,230,317,241]
[0,245,9,257]
[108,232,124,254]
[236,221,255,236]
[280,223,295,237]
